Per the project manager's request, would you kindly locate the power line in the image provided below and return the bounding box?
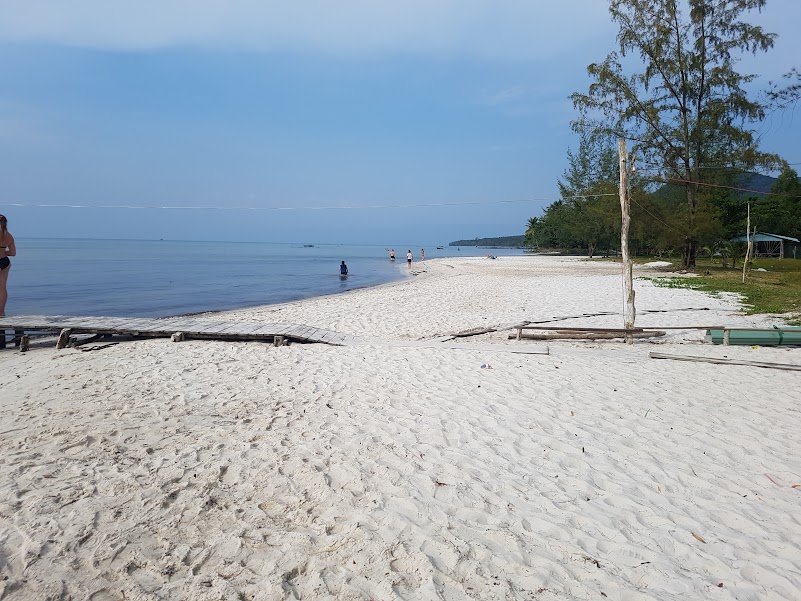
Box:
[648,176,801,199]
[3,193,618,212]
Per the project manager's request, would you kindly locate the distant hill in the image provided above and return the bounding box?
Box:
[655,171,778,199]
[449,235,526,247]
[737,172,778,195]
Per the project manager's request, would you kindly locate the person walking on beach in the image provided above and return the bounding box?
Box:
[0,214,17,317]
[421,248,425,261]
[340,260,348,276]
[406,249,413,268]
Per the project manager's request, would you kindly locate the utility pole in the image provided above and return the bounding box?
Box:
[742,203,752,283]
[618,138,635,343]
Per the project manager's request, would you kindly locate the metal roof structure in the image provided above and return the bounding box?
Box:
[730,233,800,243]
[730,232,800,259]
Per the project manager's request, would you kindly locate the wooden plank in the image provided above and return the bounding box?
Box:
[320,330,342,343]
[649,352,801,372]
[228,323,264,336]
[452,326,499,337]
[171,319,214,333]
[518,326,646,333]
[231,322,262,335]
[195,322,235,334]
[308,328,333,342]
[266,324,292,337]
[325,334,347,346]
[251,324,283,336]
[302,327,326,342]
[220,322,257,334]
[513,331,665,340]
[312,331,334,343]
[152,318,190,330]
[275,324,303,336]
[282,325,309,339]
[311,329,329,342]
[290,326,315,340]
[85,318,128,332]
[496,322,529,332]
[94,318,134,330]
[159,317,199,329]
[282,324,305,336]
[116,318,156,331]
[50,317,88,328]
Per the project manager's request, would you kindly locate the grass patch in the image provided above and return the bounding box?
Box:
[640,258,801,323]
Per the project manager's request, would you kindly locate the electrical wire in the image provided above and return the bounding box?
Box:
[2,193,619,212]
[646,176,801,198]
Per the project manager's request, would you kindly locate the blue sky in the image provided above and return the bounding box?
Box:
[1,1,799,245]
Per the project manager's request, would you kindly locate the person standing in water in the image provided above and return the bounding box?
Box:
[389,249,395,261]
[340,260,348,276]
[406,249,413,268]
[0,214,17,317]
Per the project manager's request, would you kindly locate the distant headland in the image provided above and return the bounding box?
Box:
[449,235,526,248]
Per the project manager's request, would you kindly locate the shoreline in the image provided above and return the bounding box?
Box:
[214,255,777,342]
[1,255,799,600]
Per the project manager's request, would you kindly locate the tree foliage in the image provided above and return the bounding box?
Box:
[768,67,801,110]
[762,167,801,240]
[526,134,622,256]
[571,0,781,267]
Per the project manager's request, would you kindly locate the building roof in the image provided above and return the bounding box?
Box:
[730,233,800,243]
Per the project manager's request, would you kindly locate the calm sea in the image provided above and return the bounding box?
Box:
[6,239,527,318]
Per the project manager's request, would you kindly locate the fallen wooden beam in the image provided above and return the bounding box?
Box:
[649,352,801,372]
[517,326,646,333]
[512,330,665,340]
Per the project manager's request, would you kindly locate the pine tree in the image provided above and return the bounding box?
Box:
[572,0,781,267]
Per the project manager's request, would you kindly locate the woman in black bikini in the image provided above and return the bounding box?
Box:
[0,214,17,317]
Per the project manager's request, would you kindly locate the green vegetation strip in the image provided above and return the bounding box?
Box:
[639,258,801,324]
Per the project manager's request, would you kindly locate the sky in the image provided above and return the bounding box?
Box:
[1,1,799,245]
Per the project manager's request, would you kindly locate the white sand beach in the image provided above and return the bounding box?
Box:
[1,255,800,600]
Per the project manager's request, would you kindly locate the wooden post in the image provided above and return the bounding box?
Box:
[742,204,752,283]
[619,138,636,343]
[0,330,5,349]
[56,328,73,350]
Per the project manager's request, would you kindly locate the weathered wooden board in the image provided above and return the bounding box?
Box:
[513,331,665,340]
[649,352,801,372]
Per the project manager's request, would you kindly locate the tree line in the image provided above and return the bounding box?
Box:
[527,0,800,267]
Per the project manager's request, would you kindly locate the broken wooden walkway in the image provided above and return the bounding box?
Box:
[1,315,550,355]
[0,315,355,347]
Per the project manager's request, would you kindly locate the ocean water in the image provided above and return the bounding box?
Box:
[6,239,527,318]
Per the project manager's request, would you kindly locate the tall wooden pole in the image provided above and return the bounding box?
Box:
[742,203,752,283]
[618,138,635,343]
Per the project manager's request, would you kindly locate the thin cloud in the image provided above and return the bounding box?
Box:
[481,86,526,106]
[0,101,58,148]
[0,0,613,59]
